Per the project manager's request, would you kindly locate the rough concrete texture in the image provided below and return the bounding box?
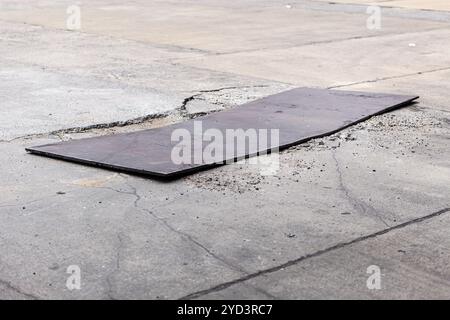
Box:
[316,0,450,12]
[0,0,449,299]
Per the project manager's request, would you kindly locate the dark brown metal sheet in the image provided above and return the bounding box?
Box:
[26,88,418,178]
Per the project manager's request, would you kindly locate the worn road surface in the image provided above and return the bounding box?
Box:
[0,0,449,299]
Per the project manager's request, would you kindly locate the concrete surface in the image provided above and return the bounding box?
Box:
[0,0,449,299]
[316,0,450,12]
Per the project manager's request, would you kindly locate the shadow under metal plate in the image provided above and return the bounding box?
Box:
[26,88,418,178]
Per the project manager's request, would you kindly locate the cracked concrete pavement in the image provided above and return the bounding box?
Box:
[0,0,449,299]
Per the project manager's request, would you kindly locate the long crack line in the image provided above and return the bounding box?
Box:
[328,66,450,89]
[178,85,270,117]
[105,233,123,300]
[179,207,450,300]
[122,181,249,276]
[3,85,271,143]
[0,279,39,300]
[332,149,391,227]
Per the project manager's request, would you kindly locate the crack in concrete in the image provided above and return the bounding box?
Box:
[178,85,270,118]
[328,66,450,89]
[210,26,450,57]
[2,111,172,143]
[0,18,214,57]
[0,194,62,210]
[3,85,271,143]
[95,180,276,300]
[331,149,391,227]
[76,180,134,300]
[105,233,124,300]
[119,180,250,276]
[90,177,252,278]
[0,278,39,300]
[292,0,450,22]
[179,207,450,300]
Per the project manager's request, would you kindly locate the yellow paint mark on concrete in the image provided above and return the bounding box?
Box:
[68,174,120,188]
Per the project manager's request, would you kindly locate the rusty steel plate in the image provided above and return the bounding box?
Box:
[26,88,418,178]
